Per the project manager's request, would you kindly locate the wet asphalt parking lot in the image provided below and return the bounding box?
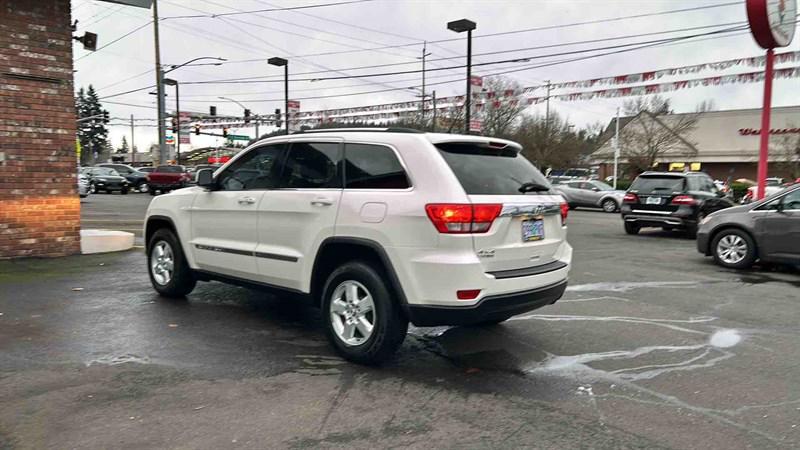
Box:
[1,193,800,449]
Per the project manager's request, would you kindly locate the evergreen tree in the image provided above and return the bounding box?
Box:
[76,85,110,165]
[117,136,129,154]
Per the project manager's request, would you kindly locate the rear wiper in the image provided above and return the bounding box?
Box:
[518,182,550,193]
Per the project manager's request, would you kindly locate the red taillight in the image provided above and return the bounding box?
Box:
[671,195,697,206]
[425,203,502,234]
[457,289,482,300]
[623,193,639,204]
[560,202,568,226]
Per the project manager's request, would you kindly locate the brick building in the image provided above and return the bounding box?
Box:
[0,0,80,258]
[591,106,800,181]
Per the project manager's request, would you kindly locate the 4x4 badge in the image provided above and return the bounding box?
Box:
[477,249,495,258]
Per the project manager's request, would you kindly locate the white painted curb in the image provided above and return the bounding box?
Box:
[80,229,135,254]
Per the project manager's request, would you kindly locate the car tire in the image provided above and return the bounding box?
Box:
[89,183,96,194]
[121,188,129,195]
[138,182,149,193]
[149,189,157,196]
[601,198,618,213]
[321,261,408,365]
[147,228,197,298]
[711,229,757,270]
[624,222,640,235]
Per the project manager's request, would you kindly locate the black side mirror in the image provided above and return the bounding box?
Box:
[776,198,785,213]
[196,169,216,189]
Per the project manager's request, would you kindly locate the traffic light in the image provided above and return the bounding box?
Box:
[274,108,282,129]
[222,127,229,138]
[209,106,217,116]
[244,109,251,124]
[194,125,200,135]
[171,117,178,133]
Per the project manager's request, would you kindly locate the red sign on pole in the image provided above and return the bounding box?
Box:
[746,0,797,199]
[469,119,482,133]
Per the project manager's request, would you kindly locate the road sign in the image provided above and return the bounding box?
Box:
[179,135,191,144]
[165,135,175,145]
[226,134,251,141]
[469,119,483,133]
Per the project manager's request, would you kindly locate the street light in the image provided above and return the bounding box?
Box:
[155,57,226,164]
[268,57,289,135]
[447,18,476,134]
[219,97,260,139]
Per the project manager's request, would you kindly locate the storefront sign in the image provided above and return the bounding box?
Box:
[747,0,797,49]
[739,127,800,135]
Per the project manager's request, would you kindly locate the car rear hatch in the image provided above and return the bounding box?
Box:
[434,141,567,274]
[627,174,686,214]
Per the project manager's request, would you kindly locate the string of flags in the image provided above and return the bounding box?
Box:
[186,50,800,130]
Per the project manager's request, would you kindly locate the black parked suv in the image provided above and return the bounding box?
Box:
[97,163,149,192]
[621,171,734,238]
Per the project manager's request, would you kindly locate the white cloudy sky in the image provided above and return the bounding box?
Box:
[71,0,800,150]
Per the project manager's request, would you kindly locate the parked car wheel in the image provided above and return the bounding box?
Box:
[149,189,157,196]
[322,261,408,365]
[121,188,129,195]
[624,222,640,235]
[89,183,96,194]
[147,228,196,297]
[711,229,757,270]
[138,182,149,193]
[601,198,618,213]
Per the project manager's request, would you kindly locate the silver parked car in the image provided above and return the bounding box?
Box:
[697,184,800,269]
[553,180,626,213]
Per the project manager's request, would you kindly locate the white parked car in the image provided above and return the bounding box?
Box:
[144,129,572,364]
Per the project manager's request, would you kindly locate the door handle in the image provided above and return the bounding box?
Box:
[311,197,334,206]
[238,196,256,205]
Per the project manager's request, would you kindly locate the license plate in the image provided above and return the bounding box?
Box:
[646,196,662,205]
[522,218,545,242]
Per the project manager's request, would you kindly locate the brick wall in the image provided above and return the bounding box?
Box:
[0,0,80,258]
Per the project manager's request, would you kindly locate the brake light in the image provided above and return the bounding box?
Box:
[671,195,697,206]
[560,202,568,226]
[623,193,639,204]
[425,203,502,234]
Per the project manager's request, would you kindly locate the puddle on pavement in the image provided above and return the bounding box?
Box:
[566,280,699,293]
[86,353,151,366]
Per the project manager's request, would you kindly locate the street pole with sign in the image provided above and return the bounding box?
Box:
[746,0,797,199]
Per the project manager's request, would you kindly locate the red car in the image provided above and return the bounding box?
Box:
[147,165,192,196]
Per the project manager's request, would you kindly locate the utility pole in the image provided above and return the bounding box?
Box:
[130,114,135,164]
[614,107,620,190]
[431,90,437,132]
[174,81,181,165]
[420,41,431,119]
[545,80,551,131]
[152,0,167,165]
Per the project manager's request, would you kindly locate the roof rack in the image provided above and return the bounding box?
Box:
[293,127,424,134]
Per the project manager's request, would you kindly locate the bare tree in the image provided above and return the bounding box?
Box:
[619,96,699,174]
[512,112,600,171]
[478,76,527,137]
[774,130,800,179]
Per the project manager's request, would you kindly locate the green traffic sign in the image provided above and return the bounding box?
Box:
[227,134,251,141]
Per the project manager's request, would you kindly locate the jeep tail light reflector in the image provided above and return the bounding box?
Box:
[623,193,639,204]
[671,195,697,206]
[457,289,482,300]
[425,204,502,234]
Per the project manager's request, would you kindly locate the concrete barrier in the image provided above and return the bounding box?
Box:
[80,229,134,254]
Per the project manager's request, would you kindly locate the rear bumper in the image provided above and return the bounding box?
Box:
[407,280,567,326]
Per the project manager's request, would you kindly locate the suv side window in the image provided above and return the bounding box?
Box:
[281,142,342,189]
[217,144,286,191]
[344,143,410,189]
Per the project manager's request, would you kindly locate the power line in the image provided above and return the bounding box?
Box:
[162,0,374,19]
[210,1,745,63]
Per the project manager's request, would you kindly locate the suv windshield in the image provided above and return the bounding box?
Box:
[629,175,685,194]
[436,143,550,195]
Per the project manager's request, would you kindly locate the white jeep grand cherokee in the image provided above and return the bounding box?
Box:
[145,129,572,364]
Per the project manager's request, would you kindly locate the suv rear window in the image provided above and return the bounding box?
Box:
[436,143,549,195]
[629,175,685,194]
[156,165,184,173]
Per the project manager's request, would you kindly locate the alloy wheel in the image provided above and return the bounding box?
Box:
[329,280,375,346]
[139,183,149,193]
[716,234,748,265]
[150,241,175,285]
[602,199,617,212]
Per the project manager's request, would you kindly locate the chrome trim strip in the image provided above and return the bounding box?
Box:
[194,244,298,262]
[499,203,561,217]
[631,209,673,215]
